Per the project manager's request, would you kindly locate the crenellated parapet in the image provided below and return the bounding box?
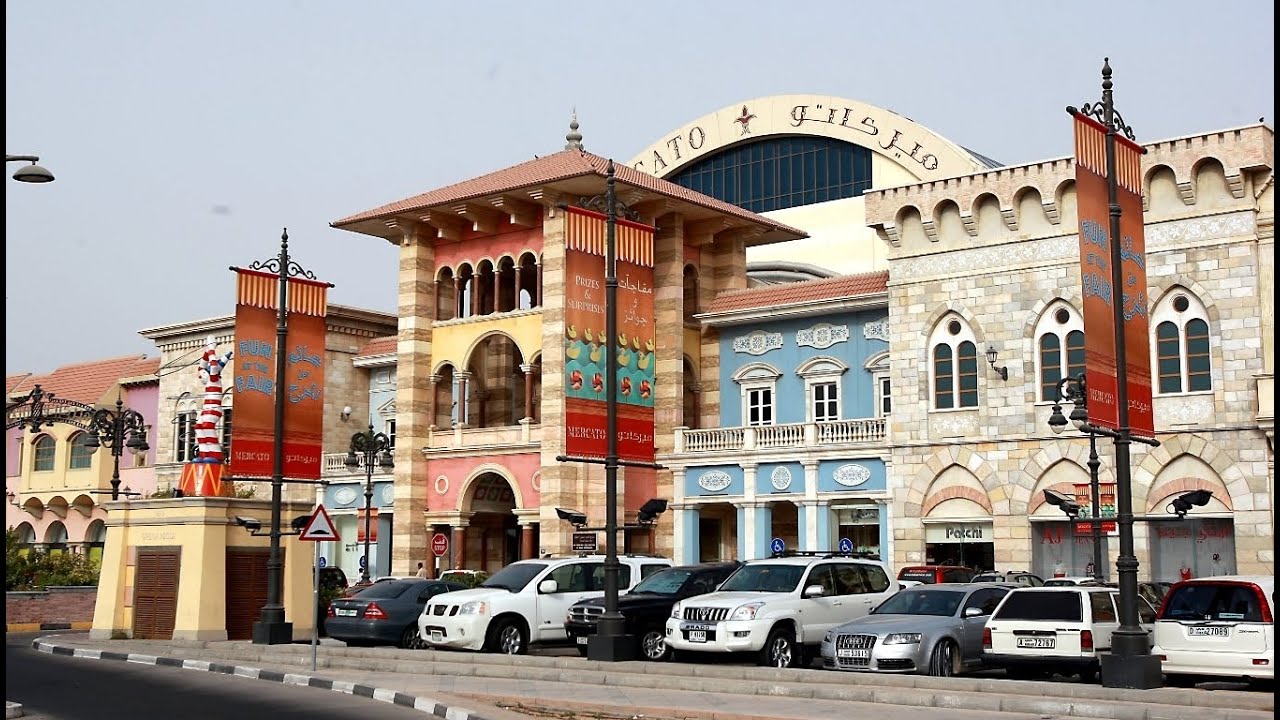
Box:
[867,124,1274,254]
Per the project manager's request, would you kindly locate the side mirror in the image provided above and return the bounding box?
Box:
[963,606,984,618]
[802,584,827,599]
[538,579,559,594]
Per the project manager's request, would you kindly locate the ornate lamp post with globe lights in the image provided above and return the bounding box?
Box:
[345,424,394,583]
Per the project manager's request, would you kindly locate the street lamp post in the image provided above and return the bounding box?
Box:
[1048,374,1104,583]
[247,229,325,646]
[345,424,394,584]
[6,154,55,183]
[1068,59,1163,688]
[82,397,149,501]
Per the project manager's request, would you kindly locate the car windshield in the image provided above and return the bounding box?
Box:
[992,591,1082,622]
[358,581,412,599]
[718,564,805,593]
[972,573,1000,582]
[631,567,694,595]
[480,562,548,592]
[1161,583,1267,623]
[1044,579,1078,587]
[873,589,965,617]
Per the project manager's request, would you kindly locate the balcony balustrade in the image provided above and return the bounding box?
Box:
[674,418,886,455]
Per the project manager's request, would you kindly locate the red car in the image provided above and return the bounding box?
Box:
[897,566,977,585]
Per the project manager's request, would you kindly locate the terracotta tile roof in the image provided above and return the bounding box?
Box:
[704,271,889,315]
[355,335,397,358]
[9,355,158,405]
[7,374,35,395]
[120,358,162,385]
[332,149,806,238]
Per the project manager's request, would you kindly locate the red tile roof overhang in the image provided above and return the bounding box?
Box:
[331,149,806,247]
[698,271,889,326]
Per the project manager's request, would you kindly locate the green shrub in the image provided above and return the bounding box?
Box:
[5,527,101,591]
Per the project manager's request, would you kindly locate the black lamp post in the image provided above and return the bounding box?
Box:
[345,424,394,583]
[1047,373,1104,583]
[246,229,325,646]
[1068,59,1162,688]
[82,397,149,501]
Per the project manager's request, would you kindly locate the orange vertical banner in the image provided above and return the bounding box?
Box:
[230,268,329,479]
[1072,114,1154,438]
[562,207,656,464]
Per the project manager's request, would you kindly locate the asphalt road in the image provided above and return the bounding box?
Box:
[5,633,428,720]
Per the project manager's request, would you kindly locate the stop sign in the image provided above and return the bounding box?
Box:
[431,532,449,557]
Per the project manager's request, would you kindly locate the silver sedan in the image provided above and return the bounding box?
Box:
[820,583,1012,676]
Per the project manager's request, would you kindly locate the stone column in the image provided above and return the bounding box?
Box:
[390,221,435,575]
[454,276,465,318]
[751,501,773,560]
[451,522,469,570]
[455,372,470,428]
[534,260,542,308]
[520,364,535,421]
[427,374,440,431]
[675,503,699,565]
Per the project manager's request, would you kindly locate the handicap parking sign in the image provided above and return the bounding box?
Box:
[770,537,786,554]
[359,555,367,569]
[318,556,327,568]
[838,537,854,554]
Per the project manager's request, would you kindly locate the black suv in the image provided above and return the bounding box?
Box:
[565,561,740,661]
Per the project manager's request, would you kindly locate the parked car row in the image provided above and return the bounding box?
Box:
[320,556,1273,685]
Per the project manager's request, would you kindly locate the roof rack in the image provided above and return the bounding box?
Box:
[768,550,882,561]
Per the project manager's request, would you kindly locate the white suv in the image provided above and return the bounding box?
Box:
[1152,575,1274,682]
[664,554,897,667]
[418,555,671,654]
[983,585,1156,681]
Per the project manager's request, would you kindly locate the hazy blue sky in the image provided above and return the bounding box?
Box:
[6,1,1274,374]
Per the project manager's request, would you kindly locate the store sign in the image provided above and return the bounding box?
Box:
[925,523,990,544]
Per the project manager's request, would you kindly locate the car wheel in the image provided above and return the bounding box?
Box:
[399,624,423,649]
[638,628,670,662]
[927,639,958,677]
[487,618,528,655]
[1077,664,1098,683]
[758,627,798,668]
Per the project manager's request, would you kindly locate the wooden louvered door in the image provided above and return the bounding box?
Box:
[133,549,180,640]
[225,548,272,640]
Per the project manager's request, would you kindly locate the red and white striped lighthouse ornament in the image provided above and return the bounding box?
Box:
[178,337,236,497]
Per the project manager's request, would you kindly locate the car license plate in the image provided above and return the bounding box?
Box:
[430,630,443,643]
[335,608,358,617]
[1016,637,1055,648]
[688,630,707,643]
[836,649,870,659]
[1187,626,1229,637]
[576,636,588,645]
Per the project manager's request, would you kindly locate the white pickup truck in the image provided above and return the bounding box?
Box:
[419,555,671,654]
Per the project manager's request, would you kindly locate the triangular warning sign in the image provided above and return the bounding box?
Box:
[299,504,340,542]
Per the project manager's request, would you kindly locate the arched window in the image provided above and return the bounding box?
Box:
[928,315,979,409]
[1034,302,1086,401]
[1151,290,1212,394]
[33,435,56,472]
[68,432,95,470]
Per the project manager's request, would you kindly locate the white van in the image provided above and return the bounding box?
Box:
[983,586,1154,681]
[1152,575,1274,682]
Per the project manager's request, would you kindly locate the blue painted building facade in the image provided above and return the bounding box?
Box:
[666,273,893,564]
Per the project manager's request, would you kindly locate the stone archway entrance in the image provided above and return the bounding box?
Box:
[465,474,520,573]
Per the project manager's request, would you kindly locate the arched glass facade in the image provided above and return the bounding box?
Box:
[670,136,873,213]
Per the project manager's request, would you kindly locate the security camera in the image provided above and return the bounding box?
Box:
[233,516,263,532]
[1168,489,1213,518]
[555,507,588,528]
[636,498,668,525]
[290,515,311,532]
[1043,489,1081,519]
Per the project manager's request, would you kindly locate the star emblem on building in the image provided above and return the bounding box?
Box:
[735,105,756,135]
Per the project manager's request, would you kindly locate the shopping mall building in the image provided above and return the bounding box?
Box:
[331,93,1273,581]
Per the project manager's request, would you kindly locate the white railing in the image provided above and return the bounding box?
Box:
[321,452,393,476]
[676,418,886,454]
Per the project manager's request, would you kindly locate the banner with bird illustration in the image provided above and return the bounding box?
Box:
[563,206,656,463]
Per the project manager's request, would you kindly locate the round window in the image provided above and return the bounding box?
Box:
[1055,308,1071,324]
[947,320,962,336]
[1173,295,1190,313]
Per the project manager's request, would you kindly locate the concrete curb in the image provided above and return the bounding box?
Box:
[5,701,24,719]
[31,638,490,720]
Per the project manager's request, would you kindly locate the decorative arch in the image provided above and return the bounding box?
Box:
[457,464,525,513]
[1030,299,1085,402]
[461,329,532,370]
[20,496,44,519]
[85,519,108,543]
[1026,459,1092,516]
[1133,435,1251,515]
[71,494,96,518]
[44,520,68,545]
[1015,440,1117,513]
[926,312,980,410]
[45,495,69,520]
[627,94,991,183]
[908,445,1001,513]
[1149,285,1215,396]
[14,522,36,544]
[731,361,782,384]
[1142,452,1234,514]
[795,355,849,377]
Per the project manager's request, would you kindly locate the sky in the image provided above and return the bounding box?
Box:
[6,1,1274,375]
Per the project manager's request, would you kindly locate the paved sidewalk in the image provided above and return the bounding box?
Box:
[32,634,1275,720]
